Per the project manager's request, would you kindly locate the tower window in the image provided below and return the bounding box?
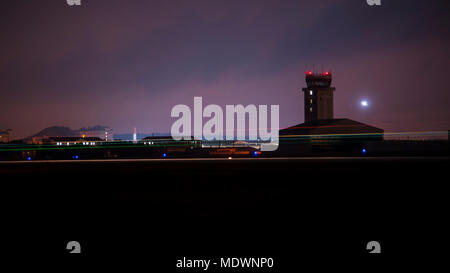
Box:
[309,90,313,95]
[310,99,313,104]
[309,107,313,112]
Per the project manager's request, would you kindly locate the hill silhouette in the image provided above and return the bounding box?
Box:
[23,125,110,141]
[31,126,76,138]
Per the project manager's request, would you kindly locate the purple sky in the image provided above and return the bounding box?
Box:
[1,0,450,138]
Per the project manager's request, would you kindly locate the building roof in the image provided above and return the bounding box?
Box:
[141,136,196,141]
[280,118,383,137]
[45,136,103,142]
[79,125,111,131]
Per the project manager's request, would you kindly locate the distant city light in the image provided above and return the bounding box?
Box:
[361,100,368,107]
[228,156,232,160]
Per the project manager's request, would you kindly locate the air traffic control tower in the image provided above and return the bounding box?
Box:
[302,71,335,123]
[279,70,383,145]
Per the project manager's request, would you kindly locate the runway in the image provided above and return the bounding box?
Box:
[1,156,449,164]
[1,154,448,265]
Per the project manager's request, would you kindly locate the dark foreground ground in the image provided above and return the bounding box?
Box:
[1,157,449,270]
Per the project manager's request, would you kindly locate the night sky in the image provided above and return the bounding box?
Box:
[1,0,449,138]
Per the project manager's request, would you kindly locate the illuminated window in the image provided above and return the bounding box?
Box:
[310,99,313,104]
[309,107,313,112]
[310,90,313,95]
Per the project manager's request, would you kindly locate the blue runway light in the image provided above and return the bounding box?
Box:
[75,155,79,159]
[253,151,258,156]
[362,148,367,154]
[162,153,167,158]
[27,156,31,161]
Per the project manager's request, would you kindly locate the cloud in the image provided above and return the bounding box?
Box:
[1,0,449,138]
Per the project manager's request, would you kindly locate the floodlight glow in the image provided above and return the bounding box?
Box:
[361,100,368,107]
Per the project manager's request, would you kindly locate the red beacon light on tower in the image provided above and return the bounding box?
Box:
[305,71,330,77]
